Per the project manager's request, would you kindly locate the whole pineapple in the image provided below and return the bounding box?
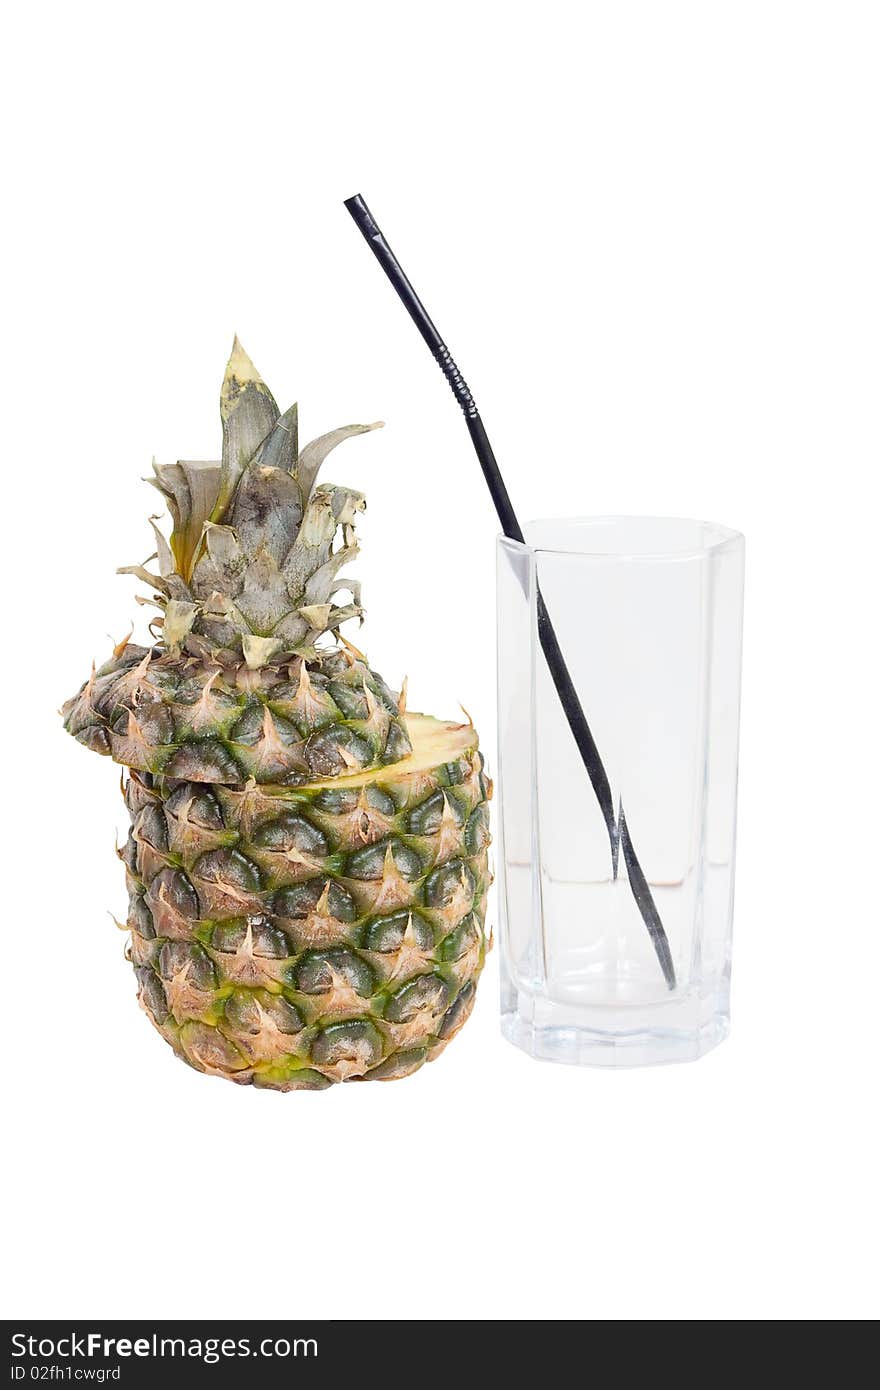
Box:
[63,340,491,1089]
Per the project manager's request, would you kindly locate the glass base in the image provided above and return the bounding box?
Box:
[501,987,730,1068]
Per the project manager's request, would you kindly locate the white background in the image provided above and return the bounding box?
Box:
[3,1,878,1322]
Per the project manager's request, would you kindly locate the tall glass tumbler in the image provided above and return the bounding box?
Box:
[497,517,744,1067]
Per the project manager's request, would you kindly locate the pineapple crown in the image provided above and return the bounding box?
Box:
[124,338,382,669]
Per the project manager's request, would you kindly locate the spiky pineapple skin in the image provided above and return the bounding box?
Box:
[64,643,412,785]
[120,715,492,1088]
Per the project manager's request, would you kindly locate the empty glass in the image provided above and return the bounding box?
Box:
[497,517,745,1066]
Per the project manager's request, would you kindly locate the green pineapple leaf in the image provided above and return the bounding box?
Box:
[212,337,279,521]
[295,421,383,503]
[252,402,298,472]
[149,459,222,582]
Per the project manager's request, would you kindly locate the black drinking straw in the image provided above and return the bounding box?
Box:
[344,194,676,990]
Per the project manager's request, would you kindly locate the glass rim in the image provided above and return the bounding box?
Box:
[497,514,744,562]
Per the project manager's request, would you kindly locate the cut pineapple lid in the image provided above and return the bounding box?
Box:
[64,339,418,784]
[63,643,418,786]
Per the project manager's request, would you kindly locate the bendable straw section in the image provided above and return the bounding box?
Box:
[344,193,676,989]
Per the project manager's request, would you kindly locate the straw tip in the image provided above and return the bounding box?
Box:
[344,193,379,237]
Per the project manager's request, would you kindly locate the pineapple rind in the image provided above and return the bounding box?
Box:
[63,643,412,785]
[123,714,492,1087]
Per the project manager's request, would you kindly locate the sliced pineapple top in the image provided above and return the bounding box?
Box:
[62,338,431,784]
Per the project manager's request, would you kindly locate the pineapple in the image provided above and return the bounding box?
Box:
[63,339,491,1089]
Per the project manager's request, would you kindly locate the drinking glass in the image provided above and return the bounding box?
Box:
[497,517,745,1066]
